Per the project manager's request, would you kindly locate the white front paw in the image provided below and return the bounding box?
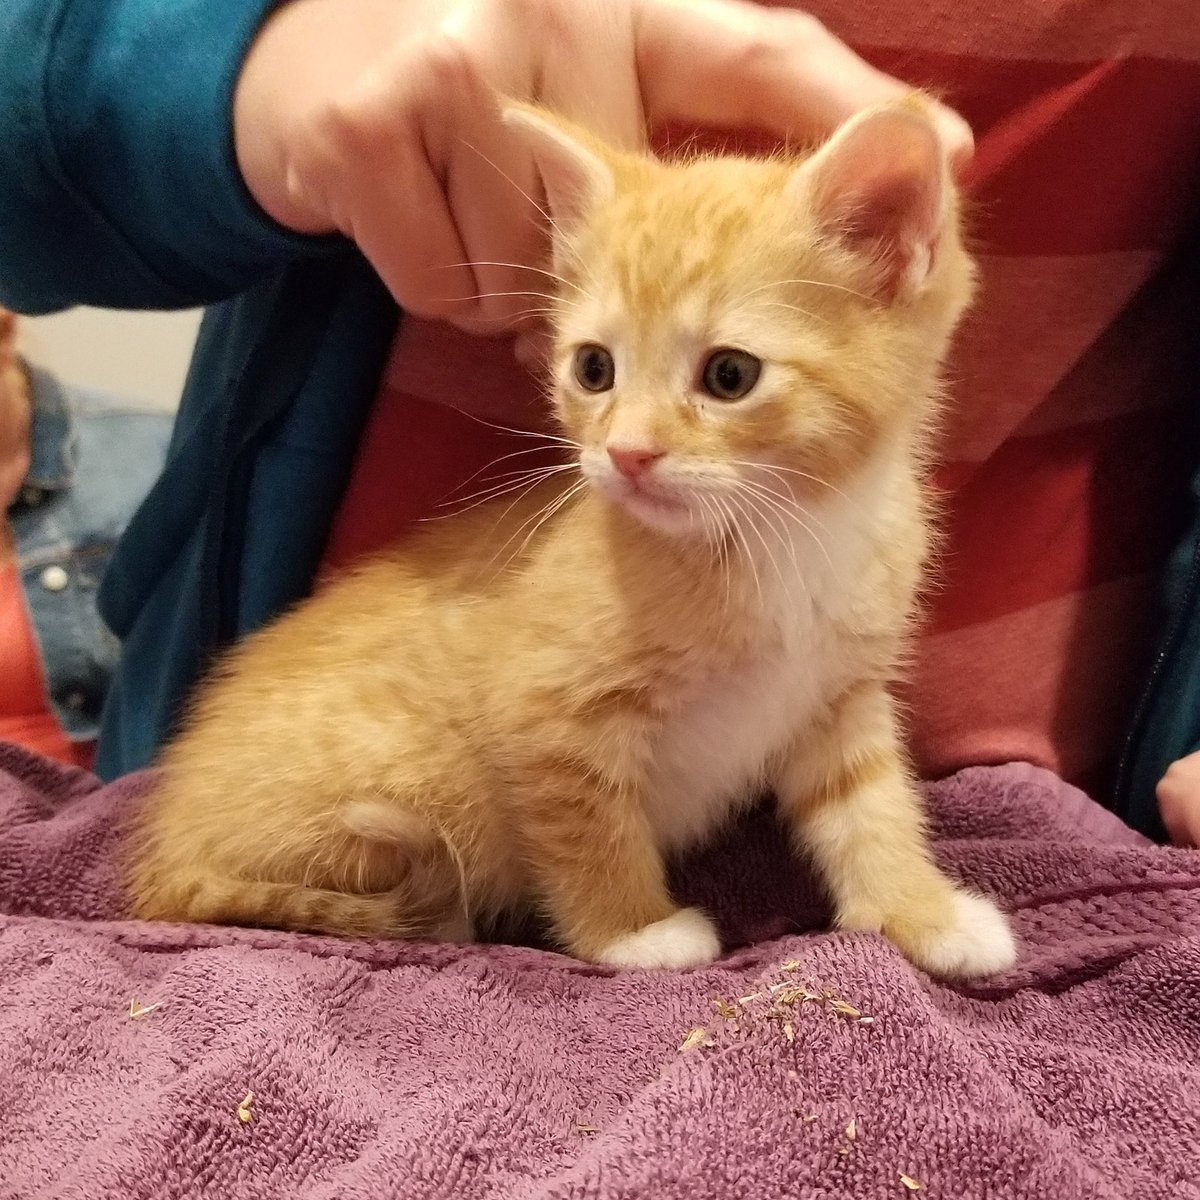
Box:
[912,890,1017,979]
[596,908,721,970]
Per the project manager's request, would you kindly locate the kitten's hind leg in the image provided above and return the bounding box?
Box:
[773,685,1016,979]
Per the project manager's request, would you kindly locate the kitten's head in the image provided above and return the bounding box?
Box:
[504,100,975,536]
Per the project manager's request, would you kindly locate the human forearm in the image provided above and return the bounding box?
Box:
[0,0,325,313]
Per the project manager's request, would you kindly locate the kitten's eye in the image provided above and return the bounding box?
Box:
[701,349,761,401]
[573,344,615,393]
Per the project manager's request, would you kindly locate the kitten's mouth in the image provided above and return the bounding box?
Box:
[584,461,696,530]
[607,479,698,534]
[617,479,688,516]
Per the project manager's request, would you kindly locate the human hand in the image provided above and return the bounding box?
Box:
[234,0,973,339]
[1157,750,1200,847]
[0,309,31,514]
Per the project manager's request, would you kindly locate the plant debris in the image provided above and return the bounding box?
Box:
[678,1028,714,1053]
[236,1091,254,1124]
[828,998,862,1020]
[898,1173,921,1191]
[574,1123,597,1134]
[836,1120,857,1158]
[128,998,161,1020]
[678,966,873,1067]
[777,985,822,1006]
[733,972,873,1025]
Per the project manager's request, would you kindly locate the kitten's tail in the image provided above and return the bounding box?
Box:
[129,868,444,939]
[342,799,475,937]
[128,801,468,941]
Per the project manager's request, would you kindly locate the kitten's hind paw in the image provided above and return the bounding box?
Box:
[595,908,721,970]
[891,889,1017,980]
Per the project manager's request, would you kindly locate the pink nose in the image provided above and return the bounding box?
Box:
[608,445,665,480]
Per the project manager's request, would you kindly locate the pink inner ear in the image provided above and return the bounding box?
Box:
[811,110,945,295]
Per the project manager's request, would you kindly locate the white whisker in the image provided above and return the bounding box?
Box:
[434,289,557,304]
[733,489,789,598]
[739,475,834,543]
[506,308,560,322]
[697,493,734,627]
[438,462,577,511]
[508,478,586,569]
[485,473,566,542]
[457,139,571,250]
[733,481,801,578]
[432,260,581,294]
[438,445,573,504]
[754,299,831,325]
[489,477,585,578]
[728,459,858,510]
[706,492,738,625]
[741,277,873,304]
[737,477,837,577]
[448,406,581,448]
[723,491,764,609]
[424,464,577,521]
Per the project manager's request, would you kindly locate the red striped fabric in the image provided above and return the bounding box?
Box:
[323,2,1200,797]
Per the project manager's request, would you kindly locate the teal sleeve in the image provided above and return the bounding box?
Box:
[0,0,330,313]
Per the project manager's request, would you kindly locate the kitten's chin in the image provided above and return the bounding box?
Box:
[593,478,699,537]
[620,493,698,536]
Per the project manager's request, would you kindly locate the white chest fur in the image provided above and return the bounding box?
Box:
[641,635,832,853]
[638,453,908,854]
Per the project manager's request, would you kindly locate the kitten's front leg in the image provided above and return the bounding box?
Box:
[773,684,1016,979]
[519,763,720,970]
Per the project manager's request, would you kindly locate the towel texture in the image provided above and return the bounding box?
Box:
[0,742,1196,1199]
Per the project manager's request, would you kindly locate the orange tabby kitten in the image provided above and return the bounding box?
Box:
[127,99,1016,977]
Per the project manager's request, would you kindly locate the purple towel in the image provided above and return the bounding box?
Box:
[0,740,1197,1199]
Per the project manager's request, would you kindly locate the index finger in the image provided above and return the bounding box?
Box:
[632,0,973,171]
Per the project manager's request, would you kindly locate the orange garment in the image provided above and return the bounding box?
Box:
[0,559,92,769]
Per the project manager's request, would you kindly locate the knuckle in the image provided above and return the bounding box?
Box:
[313,95,362,148]
[422,27,484,94]
[313,85,388,157]
[774,8,830,48]
[719,9,827,78]
[498,0,588,63]
[505,0,559,30]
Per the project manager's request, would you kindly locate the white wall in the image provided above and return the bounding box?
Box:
[21,308,201,411]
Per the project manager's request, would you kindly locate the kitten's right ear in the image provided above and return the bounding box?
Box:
[794,101,951,301]
[502,103,615,242]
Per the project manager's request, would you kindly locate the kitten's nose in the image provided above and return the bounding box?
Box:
[608,445,665,480]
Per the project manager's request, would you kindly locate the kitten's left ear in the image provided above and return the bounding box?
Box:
[795,102,950,301]
[502,103,615,246]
